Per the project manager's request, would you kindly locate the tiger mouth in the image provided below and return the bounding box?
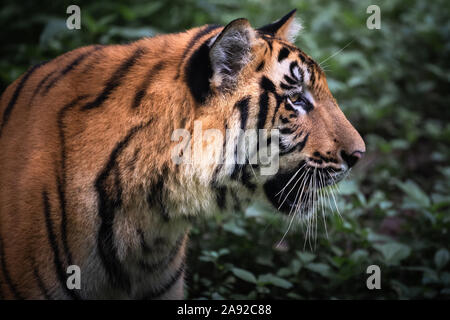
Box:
[263,164,344,214]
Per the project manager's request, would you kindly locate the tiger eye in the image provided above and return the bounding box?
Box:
[289,92,301,103]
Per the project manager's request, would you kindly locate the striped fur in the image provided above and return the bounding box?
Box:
[0,10,364,299]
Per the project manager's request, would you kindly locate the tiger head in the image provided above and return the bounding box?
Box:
[182,10,365,217]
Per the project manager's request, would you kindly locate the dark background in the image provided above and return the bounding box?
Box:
[1,0,449,299]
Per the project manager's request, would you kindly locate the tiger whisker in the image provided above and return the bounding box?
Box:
[319,39,354,66]
[275,162,306,198]
[318,171,329,239]
[277,166,308,210]
[326,171,342,219]
[277,167,310,246]
[303,170,314,251]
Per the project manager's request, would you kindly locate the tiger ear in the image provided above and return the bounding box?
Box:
[209,18,255,90]
[257,9,302,43]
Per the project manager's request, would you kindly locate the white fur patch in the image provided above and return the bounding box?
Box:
[285,18,303,43]
[292,65,301,81]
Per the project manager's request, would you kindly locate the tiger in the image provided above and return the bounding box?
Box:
[0,9,365,299]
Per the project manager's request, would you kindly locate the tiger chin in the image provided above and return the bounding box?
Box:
[0,9,365,299]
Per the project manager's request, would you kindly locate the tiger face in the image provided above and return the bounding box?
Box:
[195,10,365,217]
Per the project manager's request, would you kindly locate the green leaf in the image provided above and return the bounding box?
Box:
[350,249,369,262]
[277,267,292,277]
[441,288,450,296]
[223,221,247,236]
[304,263,332,277]
[337,180,358,195]
[258,274,293,289]
[374,242,411,266]
[231,268,257,284]
[296,251,316,264]
[434,249,450,270]
[367,231,394,243]
[256,255,274,267]
[441,272,450,286]
[286,292,303,299]
[211,292,225,300]
[395,180,431,208]
[422,269,440,285]
[245,202,275,218]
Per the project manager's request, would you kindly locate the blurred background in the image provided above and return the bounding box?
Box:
[1,0,449,299]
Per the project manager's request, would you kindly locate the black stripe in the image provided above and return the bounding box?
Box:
[257,76,277,152]
[139,230,152,255]
[142,261,185,300]
[260,36,273,53]
[280,127,294,135]
[30,71,55,103]
[284,101,296,112]
[132,61,165,109]
[289,61,302,81]
[140,235,184,273]
[257,91,269,130]
[307,62,316,86]
[241,166,257,192]
[55,173,74,269]
[298,52,306,63]
[213,185,227,210]
[0,236,23,299]
[211,122,228,184]
[284,75,297,85]
[175,25,220,80]
[271,95,283,126]
[277,47,290,62]
[42,47,102,96]
[255,61,265,72]
[57,95,89,271]
[139,234,167,256]
[42,190,79,299]
[147,168,170,222]
[260,76,276,93]
[82,47,146,110]
[232,98,250,181]
[231,190,242,212]
[127,147,141,172]
[258,9,297,37]
[280,116,289,124]
[230,164,243,181]
[296,95,314,113]
[96,119,153,291]
[0,61,47,138]
[235,97,250,130]
[280,83,295,90]
[312,151,338,164]
[267,39,273,52]
[279,133,309,156]
[184,39,214,104]
[32,261,52,299]
[230,159,256,192]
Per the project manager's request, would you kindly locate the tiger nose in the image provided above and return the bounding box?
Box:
[340,150,364,168]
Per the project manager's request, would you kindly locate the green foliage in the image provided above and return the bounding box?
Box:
[1,0,449,299]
